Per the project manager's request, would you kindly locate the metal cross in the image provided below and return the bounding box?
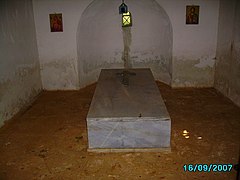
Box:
[116,70,136,86]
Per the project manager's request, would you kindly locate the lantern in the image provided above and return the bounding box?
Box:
[122,11,132,27]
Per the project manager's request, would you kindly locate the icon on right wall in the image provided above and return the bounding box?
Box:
[186,5,199,25]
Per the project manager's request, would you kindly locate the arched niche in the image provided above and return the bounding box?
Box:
[77,0,173,87]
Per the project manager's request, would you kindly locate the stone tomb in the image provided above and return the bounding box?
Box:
[87,68,171,152]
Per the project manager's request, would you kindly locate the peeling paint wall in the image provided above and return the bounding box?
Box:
[157,0,219,87]
[77,0,173,88]
[33,0,92,90]
[215,0,240,107]
[0,0,42,126]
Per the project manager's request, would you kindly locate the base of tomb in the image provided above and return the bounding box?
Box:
[86,68,171,151]
[87,147,171,153]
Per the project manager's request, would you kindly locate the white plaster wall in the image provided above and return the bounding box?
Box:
[215,0,240,107]
[0,0,42,126]
[33,0,92,90]
[157,0,219,87]
[77,0,173,88]
[230,1,240,107]
[33,0,219,89]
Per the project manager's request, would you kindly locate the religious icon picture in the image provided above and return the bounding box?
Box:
[49,13,63,32]
[186,5,199,25]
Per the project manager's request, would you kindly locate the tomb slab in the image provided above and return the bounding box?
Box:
[87,68,171,151]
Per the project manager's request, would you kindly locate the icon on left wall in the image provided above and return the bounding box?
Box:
[49,13,63,32]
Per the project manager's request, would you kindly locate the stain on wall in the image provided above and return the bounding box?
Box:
[122,27,132,69]
[0,0,42,126]
[172,56,215,87]
[40,58,78,90]
[215,0,240,106]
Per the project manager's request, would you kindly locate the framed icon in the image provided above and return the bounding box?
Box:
[186,6,199,25]
[49,13,63,32]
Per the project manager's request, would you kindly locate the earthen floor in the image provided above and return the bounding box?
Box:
[0,82,239,179]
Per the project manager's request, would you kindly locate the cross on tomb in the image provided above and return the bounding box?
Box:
[116,70,136,86]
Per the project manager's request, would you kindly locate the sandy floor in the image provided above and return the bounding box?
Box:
[0,82,239,180]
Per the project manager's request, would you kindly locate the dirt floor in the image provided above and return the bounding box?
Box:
[0,82,239,180]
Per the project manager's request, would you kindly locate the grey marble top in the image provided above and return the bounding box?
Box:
[87,68,170,121]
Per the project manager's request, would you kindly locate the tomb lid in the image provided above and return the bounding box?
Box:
[87,68,171,121]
